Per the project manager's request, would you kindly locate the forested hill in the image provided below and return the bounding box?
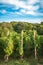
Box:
[0,21,43,35]
[0,21,43,63]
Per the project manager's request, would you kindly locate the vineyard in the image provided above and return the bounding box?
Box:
[0,22,43,65]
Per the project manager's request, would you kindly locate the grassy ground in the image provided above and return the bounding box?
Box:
[0,58,37,65]
[0,58,43,65]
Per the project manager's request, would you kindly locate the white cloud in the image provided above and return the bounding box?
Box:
[26,11,43,16]
[0,0,43,16]
[0,0,39,11]
[27,19,41,23]
[40,0,43,8]
[20,9,26,13]
[0,10,7,14]
[36,12,43,16]
[0,0,40,5]
[19,9,43,16]
[27,0,39,5]
[26,11,35,15]
[20,9,35,15]
[15,12,22,15]
[14,18,41,23]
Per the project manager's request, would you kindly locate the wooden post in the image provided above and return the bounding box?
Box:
[34,30,37,60]
[20,30,23,60]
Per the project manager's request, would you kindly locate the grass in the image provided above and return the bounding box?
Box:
[38,59,43,64]
[0,58,38,65]
[0,57,43,65]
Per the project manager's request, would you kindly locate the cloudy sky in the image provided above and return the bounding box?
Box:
[0,0,43,23]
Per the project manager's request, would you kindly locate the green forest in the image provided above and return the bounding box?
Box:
[0,21,43,65]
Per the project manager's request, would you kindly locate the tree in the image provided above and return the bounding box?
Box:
[4,33,14,62]
[39,35,43,56]
[23,30,34,57]
[0,37,5,58]
[14,22,25,33]
[37,24,43,35]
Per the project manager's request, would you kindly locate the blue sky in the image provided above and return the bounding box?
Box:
[0,0,43,23]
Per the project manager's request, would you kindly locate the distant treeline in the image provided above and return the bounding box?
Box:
[0,21,43,35]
